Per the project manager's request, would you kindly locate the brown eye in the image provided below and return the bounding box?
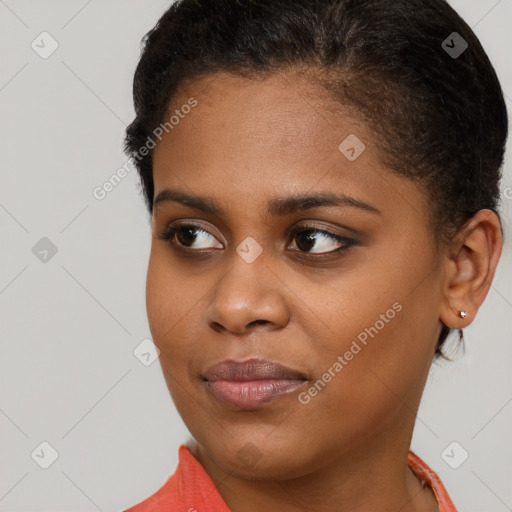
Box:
[288,227,354,255]
[159,224,223,250]
[176,226,200,247]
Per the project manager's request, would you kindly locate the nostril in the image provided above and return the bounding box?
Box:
[248,320,269,327]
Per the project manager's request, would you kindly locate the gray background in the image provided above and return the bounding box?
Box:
[0,0,511,510]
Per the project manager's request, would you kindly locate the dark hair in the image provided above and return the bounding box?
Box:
[124,0,508,360]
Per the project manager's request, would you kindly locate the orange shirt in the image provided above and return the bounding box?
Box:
[124,445,458,512]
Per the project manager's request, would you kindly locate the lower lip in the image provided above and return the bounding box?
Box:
[205,379,306,409]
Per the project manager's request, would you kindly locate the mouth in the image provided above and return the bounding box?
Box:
[202,358,308,409]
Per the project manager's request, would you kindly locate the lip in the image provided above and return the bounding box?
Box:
[202,358,308,409]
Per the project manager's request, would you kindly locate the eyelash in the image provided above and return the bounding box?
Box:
[157,222,357,259]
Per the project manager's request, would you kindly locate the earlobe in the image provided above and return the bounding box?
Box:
[439,209,502,330]
[440,302,472,329]
[438,244,478,329]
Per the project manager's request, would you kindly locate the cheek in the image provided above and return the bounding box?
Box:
[304,249,439,416]
[146,265,171,341]
[146,252,191,368]
[146,251,193,337]
[145,255,199,412]
[145,250,209,380]
[295,309,416,460]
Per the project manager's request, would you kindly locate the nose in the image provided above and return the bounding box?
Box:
[206,253,290,335]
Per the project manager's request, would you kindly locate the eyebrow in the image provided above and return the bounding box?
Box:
[153,188,381,216]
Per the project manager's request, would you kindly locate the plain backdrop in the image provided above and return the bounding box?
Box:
[0,1,511,510]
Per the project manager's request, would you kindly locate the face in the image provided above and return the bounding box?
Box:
[147,70,446,479]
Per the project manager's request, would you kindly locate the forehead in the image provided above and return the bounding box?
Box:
[159,70,359,158]
[151,70,428,226]
[155,71,368,179]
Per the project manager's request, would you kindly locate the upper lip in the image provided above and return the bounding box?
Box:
[203,358,308,382]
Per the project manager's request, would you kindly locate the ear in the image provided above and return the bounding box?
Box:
[439,209,503,329]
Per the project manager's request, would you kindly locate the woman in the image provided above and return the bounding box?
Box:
[122,0,508,510]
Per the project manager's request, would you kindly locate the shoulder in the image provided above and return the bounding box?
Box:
[122,444,231,512]
[408,450,458,512]
[122,448,184,512]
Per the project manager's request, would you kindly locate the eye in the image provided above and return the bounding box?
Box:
[158,222,356,256]
[158,223,223,250]
[287,226,355,255]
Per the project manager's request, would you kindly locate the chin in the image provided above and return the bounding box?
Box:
[200,432,316,481]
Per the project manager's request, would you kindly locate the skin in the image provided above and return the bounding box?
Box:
[146,69,502,512]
